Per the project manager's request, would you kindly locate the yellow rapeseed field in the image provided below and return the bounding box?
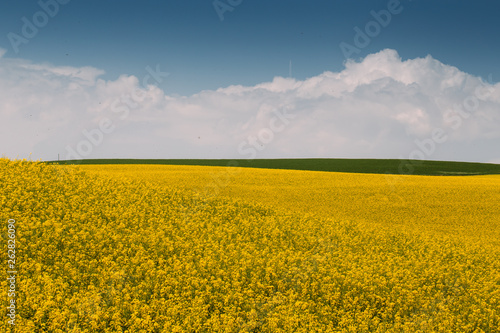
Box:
[1,159,499,332]
[80,164,500,245]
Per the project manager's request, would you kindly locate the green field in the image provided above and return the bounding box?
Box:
[48,158,500,176]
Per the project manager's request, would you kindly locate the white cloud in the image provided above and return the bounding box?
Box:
[1,49,499,163]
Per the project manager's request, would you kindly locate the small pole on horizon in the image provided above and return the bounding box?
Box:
[58,154,60,161]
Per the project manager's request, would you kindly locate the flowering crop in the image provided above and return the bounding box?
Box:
[1,159,499,332]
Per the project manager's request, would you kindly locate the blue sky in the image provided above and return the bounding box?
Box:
[2,0,499,95]
[1,1,499,163]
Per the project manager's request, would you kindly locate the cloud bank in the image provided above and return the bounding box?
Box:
[1,49,499,163]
